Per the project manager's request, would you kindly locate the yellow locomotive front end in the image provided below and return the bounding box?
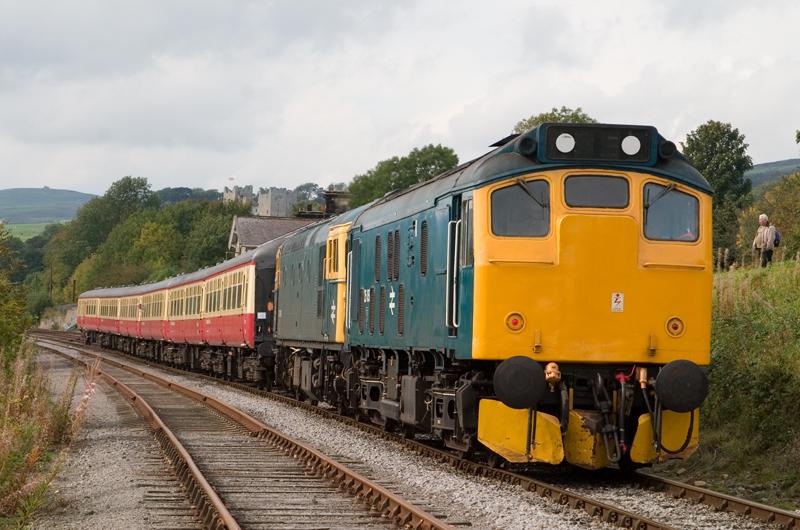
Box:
[472,124,712,469]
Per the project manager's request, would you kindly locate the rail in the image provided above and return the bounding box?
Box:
[35,330,800,529]
[37,333,454,530]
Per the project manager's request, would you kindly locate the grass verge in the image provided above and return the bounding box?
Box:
[658,261,800,509]
[0,341,98,527]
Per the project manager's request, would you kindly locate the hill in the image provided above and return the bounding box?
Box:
[0,187,95,224]
[744,158,800,188]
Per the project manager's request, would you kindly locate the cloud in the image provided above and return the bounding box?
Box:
[0,0,797,194]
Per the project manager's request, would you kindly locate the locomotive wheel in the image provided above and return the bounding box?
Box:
[383,418,398,432]
[486,453,504,469]
[401,425,415,439]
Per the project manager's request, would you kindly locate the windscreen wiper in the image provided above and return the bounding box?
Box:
[644,183,676,210]
[515,177,548,209]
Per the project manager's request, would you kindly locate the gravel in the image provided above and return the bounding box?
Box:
[563,482,778,530]
[33,351,199,530]
[43,342,782,530]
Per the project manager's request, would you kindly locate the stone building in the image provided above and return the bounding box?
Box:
[227,216,315,256]
[255,187,297,217]
[222,185,254,206]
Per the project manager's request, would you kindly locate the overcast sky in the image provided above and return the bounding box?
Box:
[1,0,798,195]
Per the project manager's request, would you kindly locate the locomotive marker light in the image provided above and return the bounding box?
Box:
[655,359,708,413]
[555,132,576,154]
[493,356,546,409]
[666,317,685,337]
[505,312,525,332]
[621,135,641,156]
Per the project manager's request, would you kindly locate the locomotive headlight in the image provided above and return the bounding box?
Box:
[621,135,641,156]
[505,312,525,332]
[555,133,575,153]
[666,317,685,337]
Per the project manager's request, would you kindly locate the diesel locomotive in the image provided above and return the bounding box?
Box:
[78,122,712,469]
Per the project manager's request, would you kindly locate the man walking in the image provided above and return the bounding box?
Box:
[752,213,776,267]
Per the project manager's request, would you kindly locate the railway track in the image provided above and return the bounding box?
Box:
[34,330,800,529]
[35,333,453,530]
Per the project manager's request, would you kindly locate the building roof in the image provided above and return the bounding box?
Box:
[228,216,315,250]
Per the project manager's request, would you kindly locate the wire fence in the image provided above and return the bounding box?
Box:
[715,247,800,271]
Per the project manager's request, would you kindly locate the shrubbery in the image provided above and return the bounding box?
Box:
[686,262,800,506]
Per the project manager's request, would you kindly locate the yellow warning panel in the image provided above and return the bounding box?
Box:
[477,399,564,464]
[630,410,699,463]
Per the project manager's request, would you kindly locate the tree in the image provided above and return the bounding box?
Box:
[736,171,800,261]
[796,130,799,144]
[41,176,159,303]
[513,106,597,133]
[291,182,325,214]
[293,182,324,204]
[682,120,753,251]
[348,144,459,207]
[157,187,222,204]
[0,226,31,353]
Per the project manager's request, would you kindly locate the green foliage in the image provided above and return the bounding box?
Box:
[0,227,31,354]
[513,106,597,133]
[293,182,324,204]
[156,187,222,204]
[348,144,459,207]
[692,263,800,505]
[736,172,800,260]
[291,182,326,215]
[796,130,799,144]
[41,176,159,303]
[0,344,85,523]
[682,120,753,251]
[67,200,249,294]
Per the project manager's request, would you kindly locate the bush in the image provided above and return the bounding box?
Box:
[693,261,800,505]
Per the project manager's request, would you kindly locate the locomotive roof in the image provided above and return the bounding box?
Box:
[352,123,712,230]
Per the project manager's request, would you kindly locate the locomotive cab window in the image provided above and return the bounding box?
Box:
[564,175,629,208]
[491,179,550,237]
[643,183,700,242]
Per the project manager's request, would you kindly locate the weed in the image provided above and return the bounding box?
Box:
[664,261,800,508]
[0,341,99,525]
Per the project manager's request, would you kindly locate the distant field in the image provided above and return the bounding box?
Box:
[0,187,94,224]
[6,223,54,240]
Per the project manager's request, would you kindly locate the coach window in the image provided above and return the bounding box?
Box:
[643,183,700,242]
[491,179,550,237]
[564,175,629,208]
